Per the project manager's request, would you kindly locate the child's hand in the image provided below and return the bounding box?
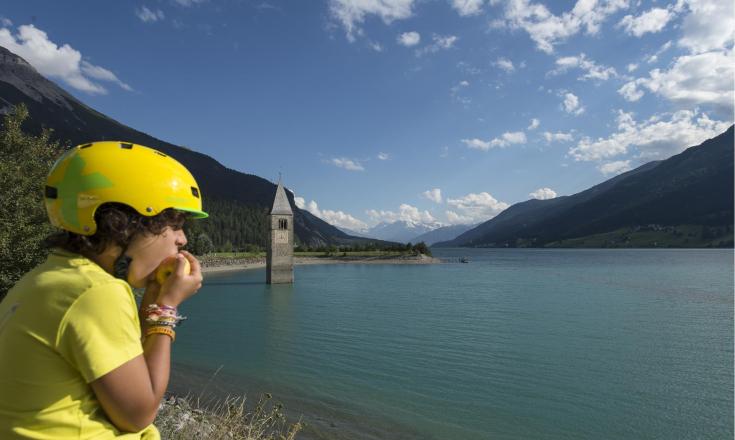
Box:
[155,251,203,308]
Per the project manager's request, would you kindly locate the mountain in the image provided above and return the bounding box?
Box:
[411,223,477,246]
[335,226,374,239]
[0,46,396,249]
[365,220,444,243]
[436,127,734,248]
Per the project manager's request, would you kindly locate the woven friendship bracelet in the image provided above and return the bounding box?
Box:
[145,303,187,327]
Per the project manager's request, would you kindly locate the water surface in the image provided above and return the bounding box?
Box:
[170,249,733,439]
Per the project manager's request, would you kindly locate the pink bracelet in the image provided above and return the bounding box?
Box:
[145,304,187,327]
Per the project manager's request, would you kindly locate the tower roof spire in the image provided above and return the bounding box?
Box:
[271,178,293,215]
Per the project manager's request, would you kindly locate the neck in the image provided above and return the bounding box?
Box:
[83,245,123,276]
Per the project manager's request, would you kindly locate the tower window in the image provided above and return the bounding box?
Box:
[279,218,288,230]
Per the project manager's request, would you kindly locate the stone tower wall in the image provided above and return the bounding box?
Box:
[266,214,294,284]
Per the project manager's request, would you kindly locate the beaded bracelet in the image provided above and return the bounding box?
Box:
[149,318,177,328]
[146,326,175,342]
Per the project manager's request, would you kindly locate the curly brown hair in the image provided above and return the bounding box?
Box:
[43,203,188,256]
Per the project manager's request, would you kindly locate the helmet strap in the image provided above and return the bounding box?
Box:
[113,248,133,282]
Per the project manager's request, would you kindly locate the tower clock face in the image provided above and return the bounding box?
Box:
[275,230,288,244]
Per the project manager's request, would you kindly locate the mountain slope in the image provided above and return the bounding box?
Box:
[0,45,392,248]
[411,224,476,246]
[365,220,442,243]
[437,127,734,248]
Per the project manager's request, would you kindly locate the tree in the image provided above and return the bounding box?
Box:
[0,105,64,300]
[191,233,215,256]
[414,241,431,256]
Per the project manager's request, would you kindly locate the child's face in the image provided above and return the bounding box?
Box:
[125,226,187,288]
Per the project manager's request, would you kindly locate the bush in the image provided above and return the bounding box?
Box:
[155,393,301,440]
[0,105,63,300]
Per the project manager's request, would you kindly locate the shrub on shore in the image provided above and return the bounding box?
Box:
[0,104,62,301]
[155,393,302,440]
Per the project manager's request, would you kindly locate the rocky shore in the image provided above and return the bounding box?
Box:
[200,254,441,274]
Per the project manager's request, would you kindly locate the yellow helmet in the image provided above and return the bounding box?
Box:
[45,141,208,235]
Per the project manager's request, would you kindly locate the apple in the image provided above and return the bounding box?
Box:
[155,255,191,285]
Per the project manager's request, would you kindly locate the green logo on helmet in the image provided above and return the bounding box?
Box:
[56,155,114,228]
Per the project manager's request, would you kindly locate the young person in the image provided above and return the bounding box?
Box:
[0,141,208,438]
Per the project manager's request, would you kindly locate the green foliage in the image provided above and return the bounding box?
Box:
[413,241,431,256]
[192,198,269,253]
[188,232,214,256]
[0,104,64,300]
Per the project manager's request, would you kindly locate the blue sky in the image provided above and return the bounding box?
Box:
[1,0,733,232]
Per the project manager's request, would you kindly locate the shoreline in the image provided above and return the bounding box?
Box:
[200,254,441,274]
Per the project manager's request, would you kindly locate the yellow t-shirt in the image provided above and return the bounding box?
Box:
[0,248,160,439]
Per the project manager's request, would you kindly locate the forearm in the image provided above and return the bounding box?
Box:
[142,333,171,406]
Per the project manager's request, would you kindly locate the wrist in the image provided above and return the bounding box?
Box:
[155,296,181,309]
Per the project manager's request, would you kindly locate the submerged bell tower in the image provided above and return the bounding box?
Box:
[266,178,294,284]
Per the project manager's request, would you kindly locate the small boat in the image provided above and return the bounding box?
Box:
[460,257,469,263]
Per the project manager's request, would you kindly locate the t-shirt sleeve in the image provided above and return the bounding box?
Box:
[56,282,144,383]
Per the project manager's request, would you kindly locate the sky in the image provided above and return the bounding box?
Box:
[1,0,733,232]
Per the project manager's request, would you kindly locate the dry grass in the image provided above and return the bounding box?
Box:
[155,393,302,440]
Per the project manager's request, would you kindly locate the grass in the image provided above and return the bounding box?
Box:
[154,393,302,440]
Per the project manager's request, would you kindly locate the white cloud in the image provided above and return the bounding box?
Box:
[462,131,527,150]
[416,34,458,56]
[366,203,437,225]
[618,49,734,112]
[397,31,420,46]
[552,53,618,80]
[494,57,515,72]
[0,17,12,27]
[0,24,131,94]
[135,6,165,23]
[501,0,630,53]
[569,109,731,162]
[562,92,584,115]
[543,131,574,142]
[627,63,638,72]
[445,192,509,224]
[367,40,383,52]
[528,118,540,130]
[377,152,390,160]
[422,188,443,203]
[618,80,645,101]
[529,187,557,199]
[330,157,365,171]
[452,0,485,16]
[598,160,632,176]
[645,40,673,64]
[618,7,673,37]
[80,62,132,91]
[678,0,735,54]
[296,197,369,232]
[174,0,208,6]
[329,0,416,41]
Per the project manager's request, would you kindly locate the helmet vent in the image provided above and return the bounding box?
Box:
[120,143,133,149]
[155,151,167,157]
[80,143,93,149]
[191,187,200,198]
[45,186,58,199]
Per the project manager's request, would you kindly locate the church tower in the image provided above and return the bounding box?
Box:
[266,179,294,284]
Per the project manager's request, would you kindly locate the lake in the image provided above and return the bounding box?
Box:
[169,248,733,439]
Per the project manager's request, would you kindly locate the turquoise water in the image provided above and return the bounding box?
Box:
[170,249,733,439]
